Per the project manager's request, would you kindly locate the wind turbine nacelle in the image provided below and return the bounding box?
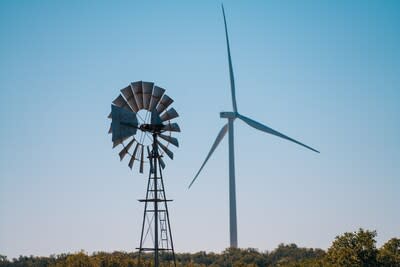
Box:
[220,111,237,119]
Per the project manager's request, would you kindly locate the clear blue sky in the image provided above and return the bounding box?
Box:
[1,0,399,259]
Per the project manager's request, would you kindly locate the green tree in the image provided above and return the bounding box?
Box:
[378,238,400,267]
[325,228,378,267]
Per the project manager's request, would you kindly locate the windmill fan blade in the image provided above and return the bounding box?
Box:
[119,138,135,161]
[157,140,174,160]
[140,145,144,173]
[156,94,173,114]
[113,136,129,148]
[121,85,139,112]
[147,146,154,173]
[142,81,154,110]
[163,123,181,132]
[149,86,165,111]
[151,109,163,125]
[159,155,166,169]
[111,105,138,142]
[158,133,179,147]
[128,155,135,169]
[108,124,112,134]
[188,123,228,188]
[112,94,133,112]
[160,108,179,122]
[128,143,140,169]
[131,81,144,110]
[222,4,238,113]
[237,114,320,153]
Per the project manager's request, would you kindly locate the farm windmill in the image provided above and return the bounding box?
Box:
[109,81,180,267]
[189,5,319,248]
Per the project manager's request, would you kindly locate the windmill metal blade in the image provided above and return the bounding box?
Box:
[128,155,135,169]
[108,93,130,118]
[160,108,179,122]
[131,81,144,110]
[147,146,154,173]
[163,123,181,132]
[149,86,165,111]
[142,81,154,110]
[111,105,138,142]
[157,140,174,160]
[159,155,166,169]
[222,4,238,113]
[119,138,135,161]
[158,133,179,147]
[237,114,320,153]
[112,94,133,111]
[188,123,229,188]
[128,143,140,169]
[156,94,173,114]
[151,109,163,125]
[140,145,144,173]
[113,136,129,148]
[121,85,139,112]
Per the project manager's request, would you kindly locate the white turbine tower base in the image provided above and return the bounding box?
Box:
[189,5,320,249]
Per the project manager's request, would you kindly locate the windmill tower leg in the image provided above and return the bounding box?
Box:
[228,118,238,248]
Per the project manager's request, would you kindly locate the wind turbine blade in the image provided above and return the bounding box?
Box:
[222,4,238,113]
[188,123,228,188]
[237,114,320,153]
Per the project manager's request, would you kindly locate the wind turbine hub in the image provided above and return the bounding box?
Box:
[220,111,238,119]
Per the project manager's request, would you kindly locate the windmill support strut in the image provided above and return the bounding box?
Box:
[137,133,176,267]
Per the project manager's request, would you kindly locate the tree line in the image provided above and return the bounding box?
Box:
[1,229,399,267]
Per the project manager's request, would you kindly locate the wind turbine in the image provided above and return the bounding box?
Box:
[188,5,320,248]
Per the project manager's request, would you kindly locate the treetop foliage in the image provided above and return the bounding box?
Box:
[1,229,398,267]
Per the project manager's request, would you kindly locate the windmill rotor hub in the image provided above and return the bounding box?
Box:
[140,123,164,133]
